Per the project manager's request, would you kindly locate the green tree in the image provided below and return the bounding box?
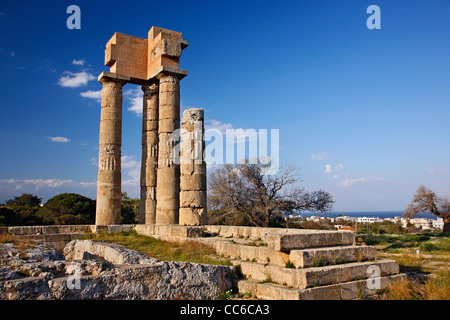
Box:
[0,207,20,226]
[121,192,140,224]
[5,193,42,225]
[36,193,95,225]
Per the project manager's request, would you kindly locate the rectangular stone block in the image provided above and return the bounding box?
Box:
[266,231,355,252]
[256,283,301,300]
[289,245,378,268]
[105,32,148,80]
[299,260,399,289]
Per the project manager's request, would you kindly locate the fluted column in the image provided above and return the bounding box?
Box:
[140,83,159,224]
[95,74,125,225]
[180,108,207,225]
[155,74,181,225]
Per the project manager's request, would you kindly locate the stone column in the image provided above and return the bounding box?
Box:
[95,74,126,225]
[140,83,159,224]
[179,108,207,225]
[155,74,181,225]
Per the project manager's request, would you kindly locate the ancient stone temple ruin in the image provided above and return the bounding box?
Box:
[0,26,409,301]
[95,27,207,226]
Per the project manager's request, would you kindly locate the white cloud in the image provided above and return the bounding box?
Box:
[80,90,102,102]
[338,177,392,187]
[333,172,350,179]
[205,119,233,133]
[324,163,344,174]
[50,136,70,143]
[121,155,141,195]
[58,71,95,88]
[0,178,96,193]
[310,152,327,161]
[9,51,15,57]
[429,168,448,174]
[205,119,262,144]
[124,88,143,115]
[72,59,86,66]
[90,157,98,166]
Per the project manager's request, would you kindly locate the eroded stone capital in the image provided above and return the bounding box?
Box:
[141,83,159,95]
[98,71,129,86]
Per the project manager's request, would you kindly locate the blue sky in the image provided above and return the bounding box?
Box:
[0,0,449,211]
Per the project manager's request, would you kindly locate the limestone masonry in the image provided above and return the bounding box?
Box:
[0,225,406,300]
[95,27,206,226]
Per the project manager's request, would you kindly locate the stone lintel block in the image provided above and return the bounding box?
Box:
[267,231,355,252]
[105,32,148,80]
[289,245,378,268]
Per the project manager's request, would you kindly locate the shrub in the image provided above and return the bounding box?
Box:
[418,242,437,252]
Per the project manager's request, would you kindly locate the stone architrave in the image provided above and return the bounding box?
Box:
[95,73,127,225]
[179,108,207,225]
[140,84,159,224]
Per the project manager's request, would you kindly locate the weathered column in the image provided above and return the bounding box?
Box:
[140,83,159,224]
[95,73,126,225]
[155,74,181,225]
[179,108,208,225]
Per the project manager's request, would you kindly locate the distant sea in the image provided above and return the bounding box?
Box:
[300,211,440,220]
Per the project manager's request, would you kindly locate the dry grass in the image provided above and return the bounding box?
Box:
[384,270,450,300]
[0,234,18,244]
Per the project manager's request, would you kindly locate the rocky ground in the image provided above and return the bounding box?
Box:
[0,239,235,300]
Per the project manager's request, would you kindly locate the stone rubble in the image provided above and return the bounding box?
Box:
[0,240,235,300]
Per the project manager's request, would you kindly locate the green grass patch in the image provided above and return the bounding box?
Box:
[83,230,231,266]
